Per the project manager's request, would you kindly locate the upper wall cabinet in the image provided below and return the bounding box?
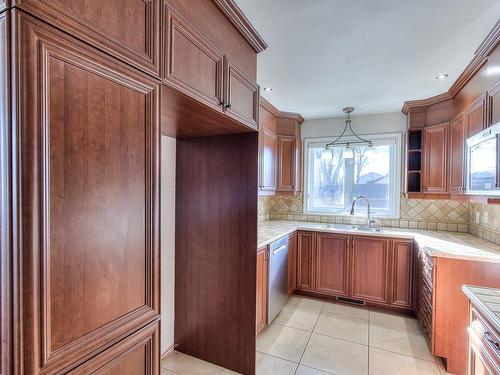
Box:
[423,123,449,194]
[162,3,262,134]
[489,81,500,127]
[466,94,487,138]
[14,0,161,76]
[449,113,466,194]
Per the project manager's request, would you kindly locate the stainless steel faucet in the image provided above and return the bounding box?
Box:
[350,195,375,227]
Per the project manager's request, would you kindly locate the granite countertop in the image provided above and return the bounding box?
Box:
[258,220,500,263]
[463,285,500,330]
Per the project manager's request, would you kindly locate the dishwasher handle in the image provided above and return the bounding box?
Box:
[273,244,288,255]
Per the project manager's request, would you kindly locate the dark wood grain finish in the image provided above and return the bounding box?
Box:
[163,6,224,111]
[449,113,466,194]
[390,239,414,310]
[15,12,160,374]
[488,80,500,126]
[350,236,390,305]
[175,134,257,375]
[0,11,11,375]
[296,231,315,291]
[224,57,259,130]
[165,0,257,80]
[67,321,159,375]
[277,136,296,192]
[287,233,297,295]
[466,95,487,138]
[256,246,268,335]
[315,233,349,297]
[15,0,160,76]
[161,85,258,138]
[423,123,449,194]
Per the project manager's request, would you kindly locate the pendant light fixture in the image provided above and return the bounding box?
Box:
[322,107,373,161]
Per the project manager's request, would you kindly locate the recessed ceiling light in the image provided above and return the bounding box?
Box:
[435,73,449,80]
[263,87,273,92]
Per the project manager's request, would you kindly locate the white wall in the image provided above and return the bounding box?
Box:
[301,112,406,139]
[161,136,176,356]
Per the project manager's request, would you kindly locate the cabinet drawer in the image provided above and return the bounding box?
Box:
[470,308,500,368]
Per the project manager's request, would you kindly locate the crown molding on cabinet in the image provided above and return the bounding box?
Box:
[402,20,500,114]
[212,0,268,53]
[260,97,304,124]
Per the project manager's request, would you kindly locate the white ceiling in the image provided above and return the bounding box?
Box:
[235,0,500,119]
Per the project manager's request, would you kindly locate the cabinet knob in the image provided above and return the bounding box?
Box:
[226,103,232,109]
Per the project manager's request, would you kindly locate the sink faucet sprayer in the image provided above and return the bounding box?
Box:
[350,195,375,228]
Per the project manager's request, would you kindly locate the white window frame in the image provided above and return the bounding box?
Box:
[303,132,402,218]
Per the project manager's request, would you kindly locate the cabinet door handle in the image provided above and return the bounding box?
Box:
[484,331,500,352]
[226,103,231,109]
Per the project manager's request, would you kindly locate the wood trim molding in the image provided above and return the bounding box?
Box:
[402,20,500,114]
[260,97,305,124]
[212,0,268,53]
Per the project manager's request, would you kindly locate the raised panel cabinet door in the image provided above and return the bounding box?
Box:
[16,0,160,76]
[66,322,159,375]
[256,248,268,335]
[390,239,414,310]
[287,233,297,295]
[297,231,315,291]
[224,57,260,130]
[277,136,296,192]
[315,233,349,297]
[261,128,277,192]
[423,123,449,194]
[466,95,486,138]
[488,81,500,127]
[350,236,390,304]
[449,113,466,194]
[163,6,224,112]
[15,13,160,374]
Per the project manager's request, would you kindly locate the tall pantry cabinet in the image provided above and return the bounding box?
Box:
[1,4,161,375]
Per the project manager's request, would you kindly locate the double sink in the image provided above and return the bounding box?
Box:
[324,223,384,233]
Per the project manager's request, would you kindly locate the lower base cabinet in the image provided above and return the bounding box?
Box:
[296,231,414,311]
[288,233,297,295]
[256,246,269,335]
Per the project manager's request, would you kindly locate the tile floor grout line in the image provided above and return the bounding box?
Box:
[256,350,300,365]
[368,344,440,363]
[293,298,325,375]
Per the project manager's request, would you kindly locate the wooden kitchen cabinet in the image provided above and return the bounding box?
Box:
[466,95,487,138]
[164,6,224,112]
[390,239,414,310]
[256,246,269,335]
[350,236,390,305]
[449,112,466,194]
[423,122,449,194]
[488,80,500,127]
[14,0,161,76]
[288,233,298,295]
[297,231,315,291]
[13,12,160,374]
[259,101,278,193]
[223,57,260,130]
[315,233,349,297]
[277,136,296,192]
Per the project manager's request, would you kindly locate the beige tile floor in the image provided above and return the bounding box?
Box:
[162,295,452,375]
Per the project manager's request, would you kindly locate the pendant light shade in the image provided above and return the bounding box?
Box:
[322,146,333,162]
[344,143,354,159]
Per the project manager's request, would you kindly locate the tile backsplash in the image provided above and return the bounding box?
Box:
[259,193,470,233]
[469,203,500,244]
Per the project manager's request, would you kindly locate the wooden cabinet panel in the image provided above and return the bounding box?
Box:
[297,231,315,291]
[16,0,160,75]
[164,7,224,112]
[288,234,297,296]
[466,95,487,138]
[488,81,500,127]
[256,247,268,335]
[224,57,259,130]
[315,233,349,297]
[16,14,160,374]
[423,123,449,193]
[350,236,390,304]
[67,322,159,375]
[390,239,414,309]
[260,128,278,192]
[449,113,466,194]
[277,136,296,192]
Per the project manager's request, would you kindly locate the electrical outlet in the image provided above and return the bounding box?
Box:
[475,212,480,224]
[483,211,489,224]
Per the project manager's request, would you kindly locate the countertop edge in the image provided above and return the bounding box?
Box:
[462,285,500,330]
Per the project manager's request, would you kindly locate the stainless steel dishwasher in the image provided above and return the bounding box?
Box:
[268,236,289,323]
